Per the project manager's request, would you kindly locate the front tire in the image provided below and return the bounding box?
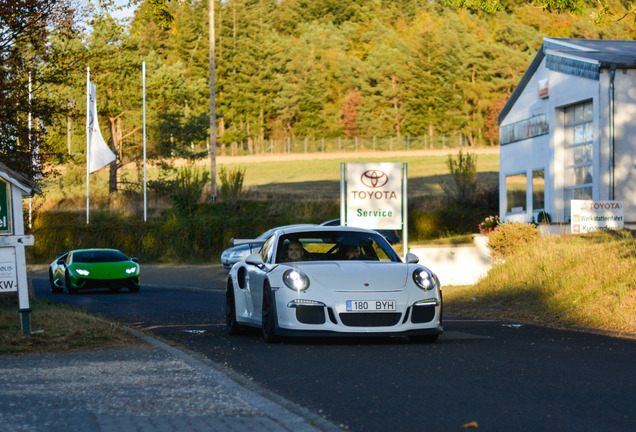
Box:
[226,279,243,335]
[261,282,279,343]
[49,270,62,294]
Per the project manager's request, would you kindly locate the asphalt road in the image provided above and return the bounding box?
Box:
[30,269,635,432]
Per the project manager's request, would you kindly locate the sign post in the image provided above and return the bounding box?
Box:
[341,162,408,259]
[0,163,39,336]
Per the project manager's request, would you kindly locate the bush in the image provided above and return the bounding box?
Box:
[170,165,210,216]
[487,222,541,262]
[479,215,500,234]
[219,166,246,206]
[410,211,444,240]
[439,149,478,208]
[26,199,341,264]
[537,210,551,224]
[436,206,485,235]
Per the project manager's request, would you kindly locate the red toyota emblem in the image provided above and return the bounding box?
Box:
[360,170,389,188]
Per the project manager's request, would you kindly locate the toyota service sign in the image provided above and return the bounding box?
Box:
[346,163,403,230]
[571,200,624,234]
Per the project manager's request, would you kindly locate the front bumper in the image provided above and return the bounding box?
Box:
[273,288,443,336]
[72,276,140,290]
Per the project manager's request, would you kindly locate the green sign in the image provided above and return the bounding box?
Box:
[0,178,11,235]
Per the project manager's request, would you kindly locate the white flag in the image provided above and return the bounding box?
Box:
[87,82,116,173]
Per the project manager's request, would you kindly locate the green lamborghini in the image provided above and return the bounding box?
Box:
[49,248,140,294]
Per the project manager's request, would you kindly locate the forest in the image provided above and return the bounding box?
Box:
[2,0,636,188]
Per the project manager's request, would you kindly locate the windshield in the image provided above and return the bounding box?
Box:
[73,250,129,263]
[275,231,400,264]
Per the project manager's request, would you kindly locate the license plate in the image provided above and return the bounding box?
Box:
[346,300,396,312]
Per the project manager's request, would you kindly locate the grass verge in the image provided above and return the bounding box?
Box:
[444,230,636,337]
[0,300,136,355]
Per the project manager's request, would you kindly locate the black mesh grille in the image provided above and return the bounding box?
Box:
[339,312,401,327]
[79,277,139,290]
[295,306,326,325]
[411,305,435,323]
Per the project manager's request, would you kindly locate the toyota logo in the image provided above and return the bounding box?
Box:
[360,170,389,188]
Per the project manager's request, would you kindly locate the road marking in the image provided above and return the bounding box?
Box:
[142,323,224,330]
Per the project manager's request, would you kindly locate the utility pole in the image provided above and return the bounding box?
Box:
[209,0,217,200]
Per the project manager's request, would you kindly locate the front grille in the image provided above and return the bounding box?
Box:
[295,306,326,325]
[339,312,401,327]
[411,305,436,323]
[79,277,139,290]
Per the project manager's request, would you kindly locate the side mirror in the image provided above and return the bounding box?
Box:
[131,257,139,263]
[405,253,420,264]
[245,253,264,266]
[56,259,65,266]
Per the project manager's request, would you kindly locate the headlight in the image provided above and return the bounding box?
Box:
[229,250,249,260]
[125,267,137,274]
[412,268,436,291]
[283,269,310,292]
[76,269,90,276]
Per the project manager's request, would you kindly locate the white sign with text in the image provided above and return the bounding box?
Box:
[571,200,624,234]
[345,163,403,230]
[0,247,17,292]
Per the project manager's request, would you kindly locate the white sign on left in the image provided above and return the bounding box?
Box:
[0,247,17,292]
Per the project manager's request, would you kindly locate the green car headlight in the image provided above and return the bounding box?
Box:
[76,269,90,276]
[283,269,310,292]
[125,267,137,274]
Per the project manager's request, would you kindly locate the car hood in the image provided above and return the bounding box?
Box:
[293,261,409,292]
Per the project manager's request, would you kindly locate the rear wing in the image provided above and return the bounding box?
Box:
[230,238,268,247]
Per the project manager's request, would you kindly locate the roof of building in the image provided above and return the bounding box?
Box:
[498,38,636,125]
[0,161,41,197]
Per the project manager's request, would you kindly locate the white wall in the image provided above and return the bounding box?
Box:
[410,236,491,286]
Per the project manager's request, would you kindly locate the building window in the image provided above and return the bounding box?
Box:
[563,101,593,217]
[500,114,549,145]
[532,169,545,211]
[506,173,526,213]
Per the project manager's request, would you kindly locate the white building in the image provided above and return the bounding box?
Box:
[498,37,636,228]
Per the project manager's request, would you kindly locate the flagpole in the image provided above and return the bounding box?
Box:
[86,67,90,224]
[143,62,147,222]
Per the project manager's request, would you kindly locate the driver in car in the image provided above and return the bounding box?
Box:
[286,240,306,262]
[345,245,361,259]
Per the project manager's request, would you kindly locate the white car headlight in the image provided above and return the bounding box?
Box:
[229,250,249,260]
[412,268,436,291]
[76,269,90,276]
[283,269,310,292]
[125,267,137,274]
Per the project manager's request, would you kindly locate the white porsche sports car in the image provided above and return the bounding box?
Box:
[226,225,443,343]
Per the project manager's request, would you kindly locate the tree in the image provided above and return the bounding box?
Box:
[444,0,636,23]
[358,22,410,137]
[444,0,586,14]
[0,0,79,180]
